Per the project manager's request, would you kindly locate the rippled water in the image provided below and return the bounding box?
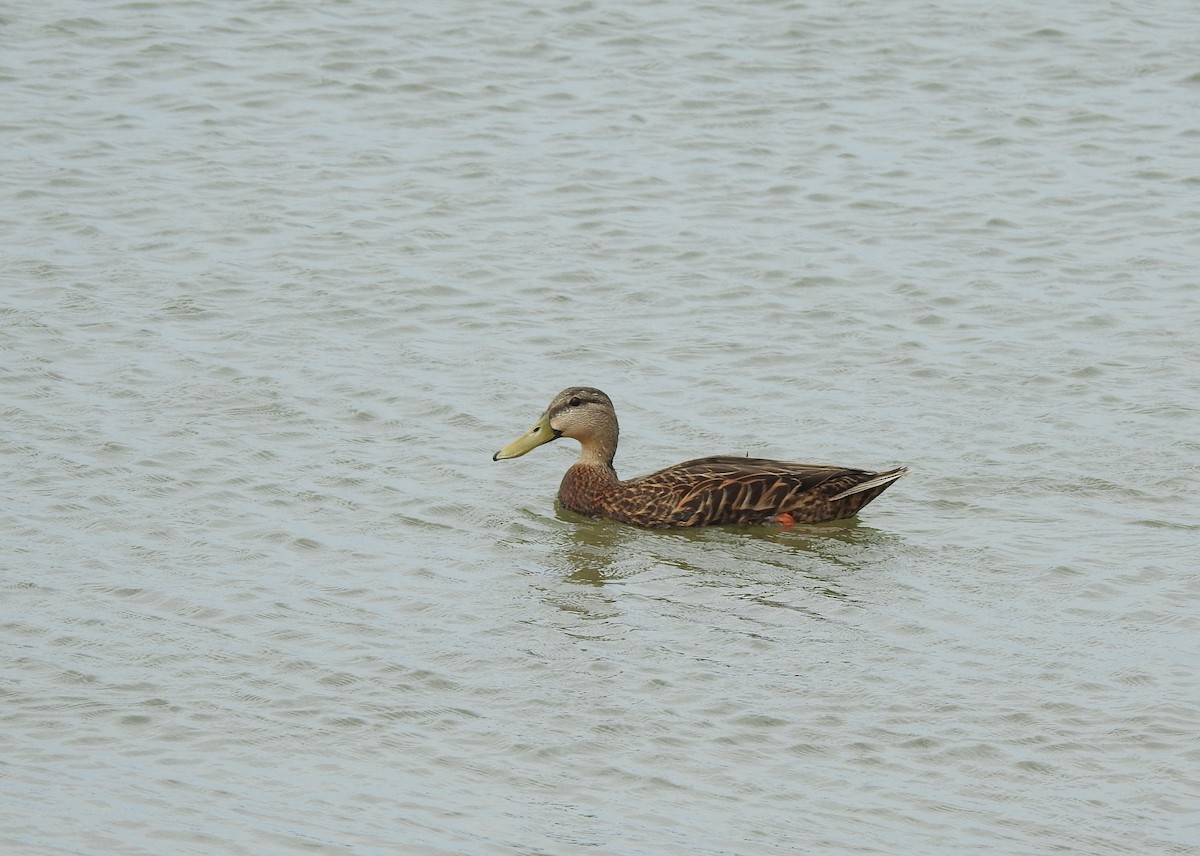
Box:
[3,1,1198,854]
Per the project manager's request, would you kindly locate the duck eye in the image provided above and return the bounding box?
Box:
[568,396,582,407]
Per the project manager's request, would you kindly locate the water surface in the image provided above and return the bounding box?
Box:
[2,1,1198,854]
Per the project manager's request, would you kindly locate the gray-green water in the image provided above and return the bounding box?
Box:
[3,1,1198,853]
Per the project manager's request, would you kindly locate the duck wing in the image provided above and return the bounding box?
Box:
[618,456,906,527]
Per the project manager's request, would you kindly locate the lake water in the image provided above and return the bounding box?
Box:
[2,1,1198,854]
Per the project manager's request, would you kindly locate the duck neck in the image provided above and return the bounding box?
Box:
[575,436,617,470]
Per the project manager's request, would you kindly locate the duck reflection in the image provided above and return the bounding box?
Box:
[548,502,897,590]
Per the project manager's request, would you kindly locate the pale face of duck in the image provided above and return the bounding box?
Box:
[493,387,618,464]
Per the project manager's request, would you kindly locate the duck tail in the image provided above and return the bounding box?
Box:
[829,466,909,500]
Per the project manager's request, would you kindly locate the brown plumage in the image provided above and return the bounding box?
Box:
[493,387,907,528]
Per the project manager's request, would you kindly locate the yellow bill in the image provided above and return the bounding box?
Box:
[493,411,560,460]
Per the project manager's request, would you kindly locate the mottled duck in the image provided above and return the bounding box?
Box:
[493,387,906,528]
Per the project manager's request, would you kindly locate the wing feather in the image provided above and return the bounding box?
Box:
[618,456,864,526]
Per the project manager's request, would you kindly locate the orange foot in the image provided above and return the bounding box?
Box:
[772,512,796,529]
